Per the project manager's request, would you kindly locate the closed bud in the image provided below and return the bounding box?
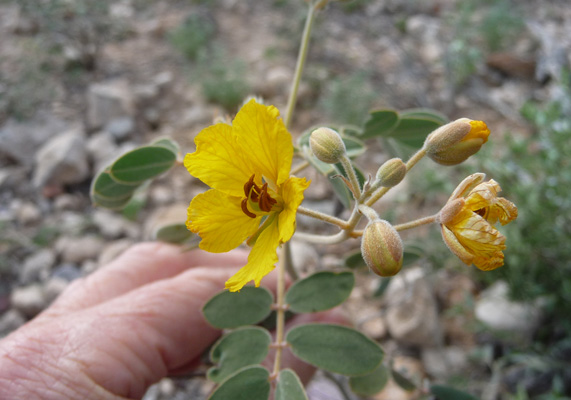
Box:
[437,198,465,225]
[361,219,403,277]
[309,127,346,164]
[376,158,406,187]
[424,118,490,166]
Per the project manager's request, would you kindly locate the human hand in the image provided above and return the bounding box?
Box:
[0,242,344,399]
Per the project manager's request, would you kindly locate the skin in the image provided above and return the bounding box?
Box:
[0,242,344,400]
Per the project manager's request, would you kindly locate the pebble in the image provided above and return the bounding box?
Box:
[0,309,26,336]
[10,284,46,318]
[92,209,137,239]
[43,277,69,304]
[20,249,56,284]
[104,117,135,141]
[98,239,134,266]
[52,264,82,282]
[15,201,42,225]
[56,235,105,264]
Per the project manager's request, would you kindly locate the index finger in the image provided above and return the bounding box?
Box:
[47,242,248,314]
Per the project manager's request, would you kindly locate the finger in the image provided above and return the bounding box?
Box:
[67,265,279,398]
[48,242,248,314]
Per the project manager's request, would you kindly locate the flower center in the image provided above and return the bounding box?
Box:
[241,174,277,218]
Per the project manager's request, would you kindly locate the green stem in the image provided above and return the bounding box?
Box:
[284,1,316,129]
[340,155,361,200]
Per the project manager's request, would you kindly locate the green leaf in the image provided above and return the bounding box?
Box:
[286,324,384,376]
[154,223,193,244]
[286,271,354,313]
[391,368,416,391]
[349,363,390,396]
[388,116,442,148]
[208,327,271,383]
[400,108,448,125]
[209,366,270,400]
[203,287,274,329]
[110,146,177,184]
[90,170,139,200]
[151,137,180,156]
[361,110,399,139]
[275,369,308,400]
[344,251,367,269]
[92,192,132,210]
[342,136,366,158]
[430,385,478,400]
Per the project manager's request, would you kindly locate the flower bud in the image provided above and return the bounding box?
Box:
[375,158,406,187]
[361,219,403,277]
[424,118,490,166]
[437,198,465,225]
[309,127,346,164]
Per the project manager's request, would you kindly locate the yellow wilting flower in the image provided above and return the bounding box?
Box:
[438,173,518,271]
[185,99,310,292]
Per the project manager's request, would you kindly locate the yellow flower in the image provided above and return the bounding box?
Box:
[184,99,310,292]
[438,173,518,271]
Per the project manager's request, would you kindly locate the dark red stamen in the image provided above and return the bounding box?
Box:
[241,198,256,218]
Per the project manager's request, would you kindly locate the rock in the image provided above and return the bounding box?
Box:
[52,264,82,281]
[43,277,69,304]
[58,211,88,236]
[10,284,46,317]
[360,314,387,340]
[149,184,175,206]
[144,203,189,240]
[53,194,83,211]
[98,239,134,266]
[421,346,469,379]
[92,209,138,239]
[20,249,56,284]
[87,131,119,172]
[14,201,41,225]
[475,281,543,339]
[56,235,105,264]
[0,111,67,166]
[385,267,442,347]
[290,240,320,275]
[0,167,28,191]
[87,80,135,130]
[104,117,135,141]
[0,309,26,336]
[33,128,89,188]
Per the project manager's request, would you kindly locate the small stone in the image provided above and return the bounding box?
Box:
[92,209,137,239]
[144,203,189,240]
[104,117,135,141]
[159,378,176,397]
[33,128,89,188]
[43,277,69,304]
[15,201,41,225]
[87,80,135,130]
[81,260,99,275]
[53,194,83,211]
[87,131,118,171]
[20,249,56,284]
[56,235,105,264]
[10,284,46,318]
[0,309,26,336]
[59,211,88,236]
[149,184,175,206]
[385,267,442,347]
[360,315,387,340]
[475,281,543,339]
[52,264,82,282]
[290,241,319,275]
[421,346,469,379]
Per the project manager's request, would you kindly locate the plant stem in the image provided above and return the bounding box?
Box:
[297,206,349,228]
[291,160,310,175]
[340,155,362,200]
[393,214,437,231]
[293,230,348,244]
[364,149,427,207]
[272,245,288,379]
[284,1,316,130]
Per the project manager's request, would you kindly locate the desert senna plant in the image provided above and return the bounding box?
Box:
[89,0,517,398]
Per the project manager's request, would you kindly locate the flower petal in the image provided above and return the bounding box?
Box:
[185,123,253,197]
[225,218,281,292]
[232,100,293,187]
[187,189,261,253]
[278,177,310,243]
[441,225,474,265]
[449,210,506,258]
